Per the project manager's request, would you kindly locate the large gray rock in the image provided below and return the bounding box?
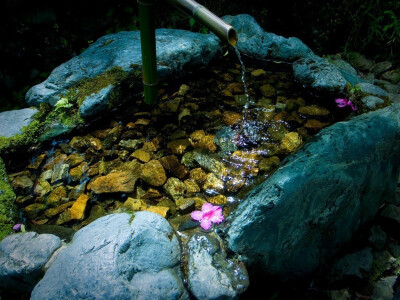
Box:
[223,14,314,62]
[26,29,220,107]
[78,84,114,119]
[355,82,389,98]
[0,108,38,137]
[327,57,365,86]
[0,232,61,294]
[187,232,249,300]
[225,104,400,279]
[31,212,189,300]
[293,56,348,93]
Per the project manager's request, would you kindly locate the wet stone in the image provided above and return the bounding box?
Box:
[69,162,89,182]
[164,177,186,201]
[69,136,88,152]
[46,186,67,207]
[66,153,85,168]
[70,194,89,220]
[208,195,227,205]
[193,151,228,179]
[34,180,51,197]
[160,155,189,179]
[89,137,103,151]
[28,154,46,170]
[141,188,161,199]
[222,111,242,126]
[259,156,281,172]
[167,139,191,156]
[119,139,143,151]
[146,206,170,218]
[281,132,302,153]
[141,160,167,187]
[45,202,74,218]
[68,182,86,199]
[56,210,71,225]
[189,130,217,152]
[130,149,151,163]
[51,164,69,184]
[158,98,181,113]
[260,84,276,97]
[43,154,67,171]
[189,168,208,185]
[24,203,47,219]
[176,198,195,214]
[304,119,328,130]
[79,205,106,228]
[123,198,147,211]
[184,179,200,194]
[12,175,34,195]
[298,105,330,116]
[103,124,123,149]
[251,69,266,77]
[91,171,139,194]
[203,173,224,193]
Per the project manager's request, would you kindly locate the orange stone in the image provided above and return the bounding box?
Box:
[70,194,89,220]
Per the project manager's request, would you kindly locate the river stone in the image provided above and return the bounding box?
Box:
[293,56,347,93]
[0,108,38,138]
[26,29,220,107]
[326,56,364,85]
[222,14,314,62]
[187,232,249,299]
[0,232,61,294]
[91,171,139,194]
[362,95,385,109]
[355,82,389,98]
[225,104,400,280]
[30,212,189,300]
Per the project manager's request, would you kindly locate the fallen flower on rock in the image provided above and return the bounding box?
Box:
[190,203,224,230]
[12,224,22,231]
[335,98,357,111]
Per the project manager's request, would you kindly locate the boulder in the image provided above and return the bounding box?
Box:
[293,56,347,93]
[26,29,220,107]
[0,232,61,294]
[31,212,189,300]
[187,232,249,299]
[222,14,314,62]
[355,82,389,98]
[225,104,400,279]
[0,108,38,138]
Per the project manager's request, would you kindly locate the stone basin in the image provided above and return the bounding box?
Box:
[0,13,399,299]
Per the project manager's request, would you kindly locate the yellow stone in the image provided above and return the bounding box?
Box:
[189,168,208,185]
[146,206,170,218]
[260,84,276,97]
[135,118,150,126]
[304,119,328,130]
[259,156,281,172]
[141,160,167,186]
[184,179,200,193]
[167,139,191,155]
[123,198,147,211]
[70,194,89,220]
[89,137,103,151]
[298,105,330,116]
[281,132,302,153]
[251,69,266,77]
[223,111,242,126]
[208,195,227,205]
[189,130,217,152]
[131,150,151,163]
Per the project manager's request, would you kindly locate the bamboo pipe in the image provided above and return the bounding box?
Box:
[166,0,238,46]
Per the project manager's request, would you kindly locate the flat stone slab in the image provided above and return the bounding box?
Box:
[0,232,61,294]
[0,108,38,137]
[225,104,400,279]
[26,29,220,107]
[31,212,189,300]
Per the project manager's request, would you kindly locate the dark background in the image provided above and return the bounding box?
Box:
[1,0,399,112]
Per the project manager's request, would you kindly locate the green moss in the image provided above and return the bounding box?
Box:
[63,67,129,107]
[0,157,17,241]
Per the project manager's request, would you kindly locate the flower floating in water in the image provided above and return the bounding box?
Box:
[335,98,357,111]
[12,224,22,232]
[190,203,224,230]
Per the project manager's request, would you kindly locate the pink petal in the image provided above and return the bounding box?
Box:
[335,98,347,104]
[209,207,224,223]
[201,203,214,212]
[200,219,213,230]
[191,210,203,221]
[336,103,347,108]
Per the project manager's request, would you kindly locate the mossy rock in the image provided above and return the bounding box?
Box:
[0,157,17,241]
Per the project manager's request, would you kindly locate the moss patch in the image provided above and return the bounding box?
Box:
[0,157,16,241]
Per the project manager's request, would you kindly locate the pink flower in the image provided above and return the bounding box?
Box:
[191,203,224,230]
[335,98,357,111]
[13,224,22,231]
